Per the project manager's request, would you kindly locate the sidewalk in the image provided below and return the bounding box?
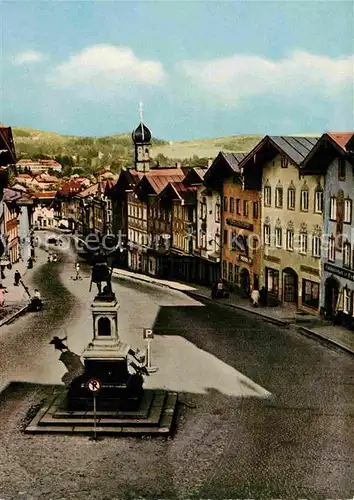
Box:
[112,268,354,356]
[0,248,47,327]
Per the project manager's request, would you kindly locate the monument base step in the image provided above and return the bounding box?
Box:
[25,389,178,436]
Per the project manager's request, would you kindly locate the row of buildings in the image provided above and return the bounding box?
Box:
[1,121,354,331]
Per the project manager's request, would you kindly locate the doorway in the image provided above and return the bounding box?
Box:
[282,268,298,304]
[324,276,340,320]
[240,268,250,295]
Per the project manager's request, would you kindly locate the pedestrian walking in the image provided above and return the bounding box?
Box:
[14,270,21,286]
[251,288,260,307]
[75,262,81,280]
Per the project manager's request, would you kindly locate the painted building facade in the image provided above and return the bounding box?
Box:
[302,132,354,328]
[242,136,322,311]
[222,171,261,296]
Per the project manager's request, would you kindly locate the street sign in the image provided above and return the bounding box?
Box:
[143,328,154,339]
[87,378,101,392]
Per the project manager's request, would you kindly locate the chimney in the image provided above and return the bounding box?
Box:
[207,159,213,167]
[176,162,181,169]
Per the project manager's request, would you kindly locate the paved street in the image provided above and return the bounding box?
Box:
[0,242,353,498]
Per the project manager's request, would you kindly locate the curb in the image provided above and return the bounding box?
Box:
[296,325,354,356]
[187,291,290,327]
[0,304,29,328]
[112,270,290,327]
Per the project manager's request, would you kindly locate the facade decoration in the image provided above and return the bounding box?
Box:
[301,132,354,328]
[241,135,322,311]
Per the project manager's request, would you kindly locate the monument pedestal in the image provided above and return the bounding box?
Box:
[25,292,178,436]
[67,293,143,411]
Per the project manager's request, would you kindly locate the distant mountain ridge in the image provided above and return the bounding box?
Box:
[11,126,317,173]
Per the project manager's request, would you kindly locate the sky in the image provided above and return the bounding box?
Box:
[1,0,353,141]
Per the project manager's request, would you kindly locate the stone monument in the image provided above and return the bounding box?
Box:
[66,240,146,411]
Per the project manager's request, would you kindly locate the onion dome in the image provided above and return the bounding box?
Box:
[132,123,152,144]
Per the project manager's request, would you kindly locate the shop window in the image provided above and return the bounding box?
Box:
[343,287,351,314]
[302,280,319,309]
[266,268,279,296]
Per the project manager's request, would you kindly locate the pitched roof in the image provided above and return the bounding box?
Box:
[327,132,354,150]
[300,132,354,174]
[77,183,99,198]
[135,168,185,195]
[57,179,83,197]
[221,152,247,172]
[239,135,320,171]
[169,182,198,204]
[204,151,247,187]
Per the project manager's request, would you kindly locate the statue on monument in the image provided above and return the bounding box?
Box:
[83,234,118,299]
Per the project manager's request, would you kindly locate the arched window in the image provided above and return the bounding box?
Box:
[98,317,111,336]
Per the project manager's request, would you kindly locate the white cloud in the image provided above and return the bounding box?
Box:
[13,50,46,65]
[177,51,354,106]
[48,44,166,89]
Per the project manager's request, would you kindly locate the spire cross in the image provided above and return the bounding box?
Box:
[139,101,144,123]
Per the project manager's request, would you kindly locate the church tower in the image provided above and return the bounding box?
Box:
[132,102,152,172]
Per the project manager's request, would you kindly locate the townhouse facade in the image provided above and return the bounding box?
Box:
[156,180,197,281]
[203,152,262,294]
[241,136,323,312]
[126,169,185,273]
[193,158,224,286]
[1,188,21,264]
[32,191,58,229]
[302,132,354,328]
